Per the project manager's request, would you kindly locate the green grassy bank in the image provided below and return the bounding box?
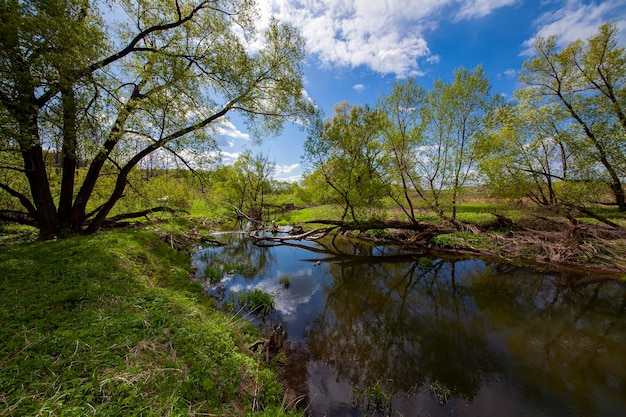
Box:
[0,228,298,416]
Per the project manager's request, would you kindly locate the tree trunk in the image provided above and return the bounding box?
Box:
[58,85,78,231]
[18,112,59,237]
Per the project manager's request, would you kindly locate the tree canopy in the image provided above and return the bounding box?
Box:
[518,22,626,211]
[302,24,625,224]
[0,0,313,237]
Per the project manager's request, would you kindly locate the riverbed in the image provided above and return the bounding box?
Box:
[192,232,626,417]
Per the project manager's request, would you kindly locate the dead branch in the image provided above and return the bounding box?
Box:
[104,206,182,223]
[303,219,426,231]
[224,202,266,228]
[563,203,622,229]
[250,226,338,243]
[488,213,526,231]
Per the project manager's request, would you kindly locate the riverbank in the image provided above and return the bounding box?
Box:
[275,204,626,277]
[0,228,301,416]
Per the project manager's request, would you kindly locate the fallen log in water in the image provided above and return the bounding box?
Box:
[250,219,457,245]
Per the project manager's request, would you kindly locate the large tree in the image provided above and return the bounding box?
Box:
[0,0,312,237]
[377,77,427,224]
[519,23,626,211]
[418,66,497,219]
[303,102,387,223]
[225,150,275,221]
[478,97,577,208]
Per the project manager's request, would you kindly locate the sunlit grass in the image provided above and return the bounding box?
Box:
[0,229,298,416]
[277,204,341,225]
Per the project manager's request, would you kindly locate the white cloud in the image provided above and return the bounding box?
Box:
[500,68,517,78]
[219,151,242,165]
[522,0,626,55]
[352,83,365,92]
[455,0,521,20]
[212,119,250,148]
[301,88,314,104]
[258,0,521,77]
[214,119,250,142]
[273,163,302,182]
[426,54,441,64]
[275,174,302,183]
[275,163,301,175]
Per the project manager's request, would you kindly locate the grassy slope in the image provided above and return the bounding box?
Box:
[0,229,295,416]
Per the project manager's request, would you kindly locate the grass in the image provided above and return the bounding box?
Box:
[0,228,300,416]
[351,380,394,415]
[431,232,494,249]
[278,276,291,288]
[276,204,341,226]
[429,379,452,406]
[238,289,275,317]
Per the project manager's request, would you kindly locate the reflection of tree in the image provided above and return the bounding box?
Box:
[470,267,626,416]
[199,234,626,415]
[306,258,505,400]
[206,234,278,276]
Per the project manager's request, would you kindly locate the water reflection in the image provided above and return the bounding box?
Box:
[193,233,626,417]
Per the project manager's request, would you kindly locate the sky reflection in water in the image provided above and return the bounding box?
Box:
[193,233,626,417]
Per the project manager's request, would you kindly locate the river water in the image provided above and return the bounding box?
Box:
[192,232,626,417]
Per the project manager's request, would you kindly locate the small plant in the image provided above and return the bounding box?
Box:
[365,229,389,239]
[418,257,433,267]
[278,276,291,288]
[203,265,223,283]
[239,289,275,316]
[429,379,451,406]
[236,263,260,278]
[351,380,394,415]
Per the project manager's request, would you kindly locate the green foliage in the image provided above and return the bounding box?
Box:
[303,102,389,222]
[518,22,626,211]
[224,151,276,220]
[279,276,291,288]
[418,257,433,267]
[238,289,275,316]
[0,229,294,415]
[351,380,395,415]
[0,0,313,237]
[365,229,390,239]
[429,380,452,405]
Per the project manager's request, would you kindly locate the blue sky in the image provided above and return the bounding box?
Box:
[215,0,626,182]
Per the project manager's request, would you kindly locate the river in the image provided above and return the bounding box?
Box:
[192,231,626,417]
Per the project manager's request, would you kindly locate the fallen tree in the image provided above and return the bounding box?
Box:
[245,215,626,273]
[249,218,458,245]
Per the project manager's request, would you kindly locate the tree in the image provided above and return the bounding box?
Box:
[303,102,387,223]
[419,66,497,219]
[478,98,578,208]
[0,0,312,237]
[519,23,626,211]
[377,77,427,224]
[226,151,275,221]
